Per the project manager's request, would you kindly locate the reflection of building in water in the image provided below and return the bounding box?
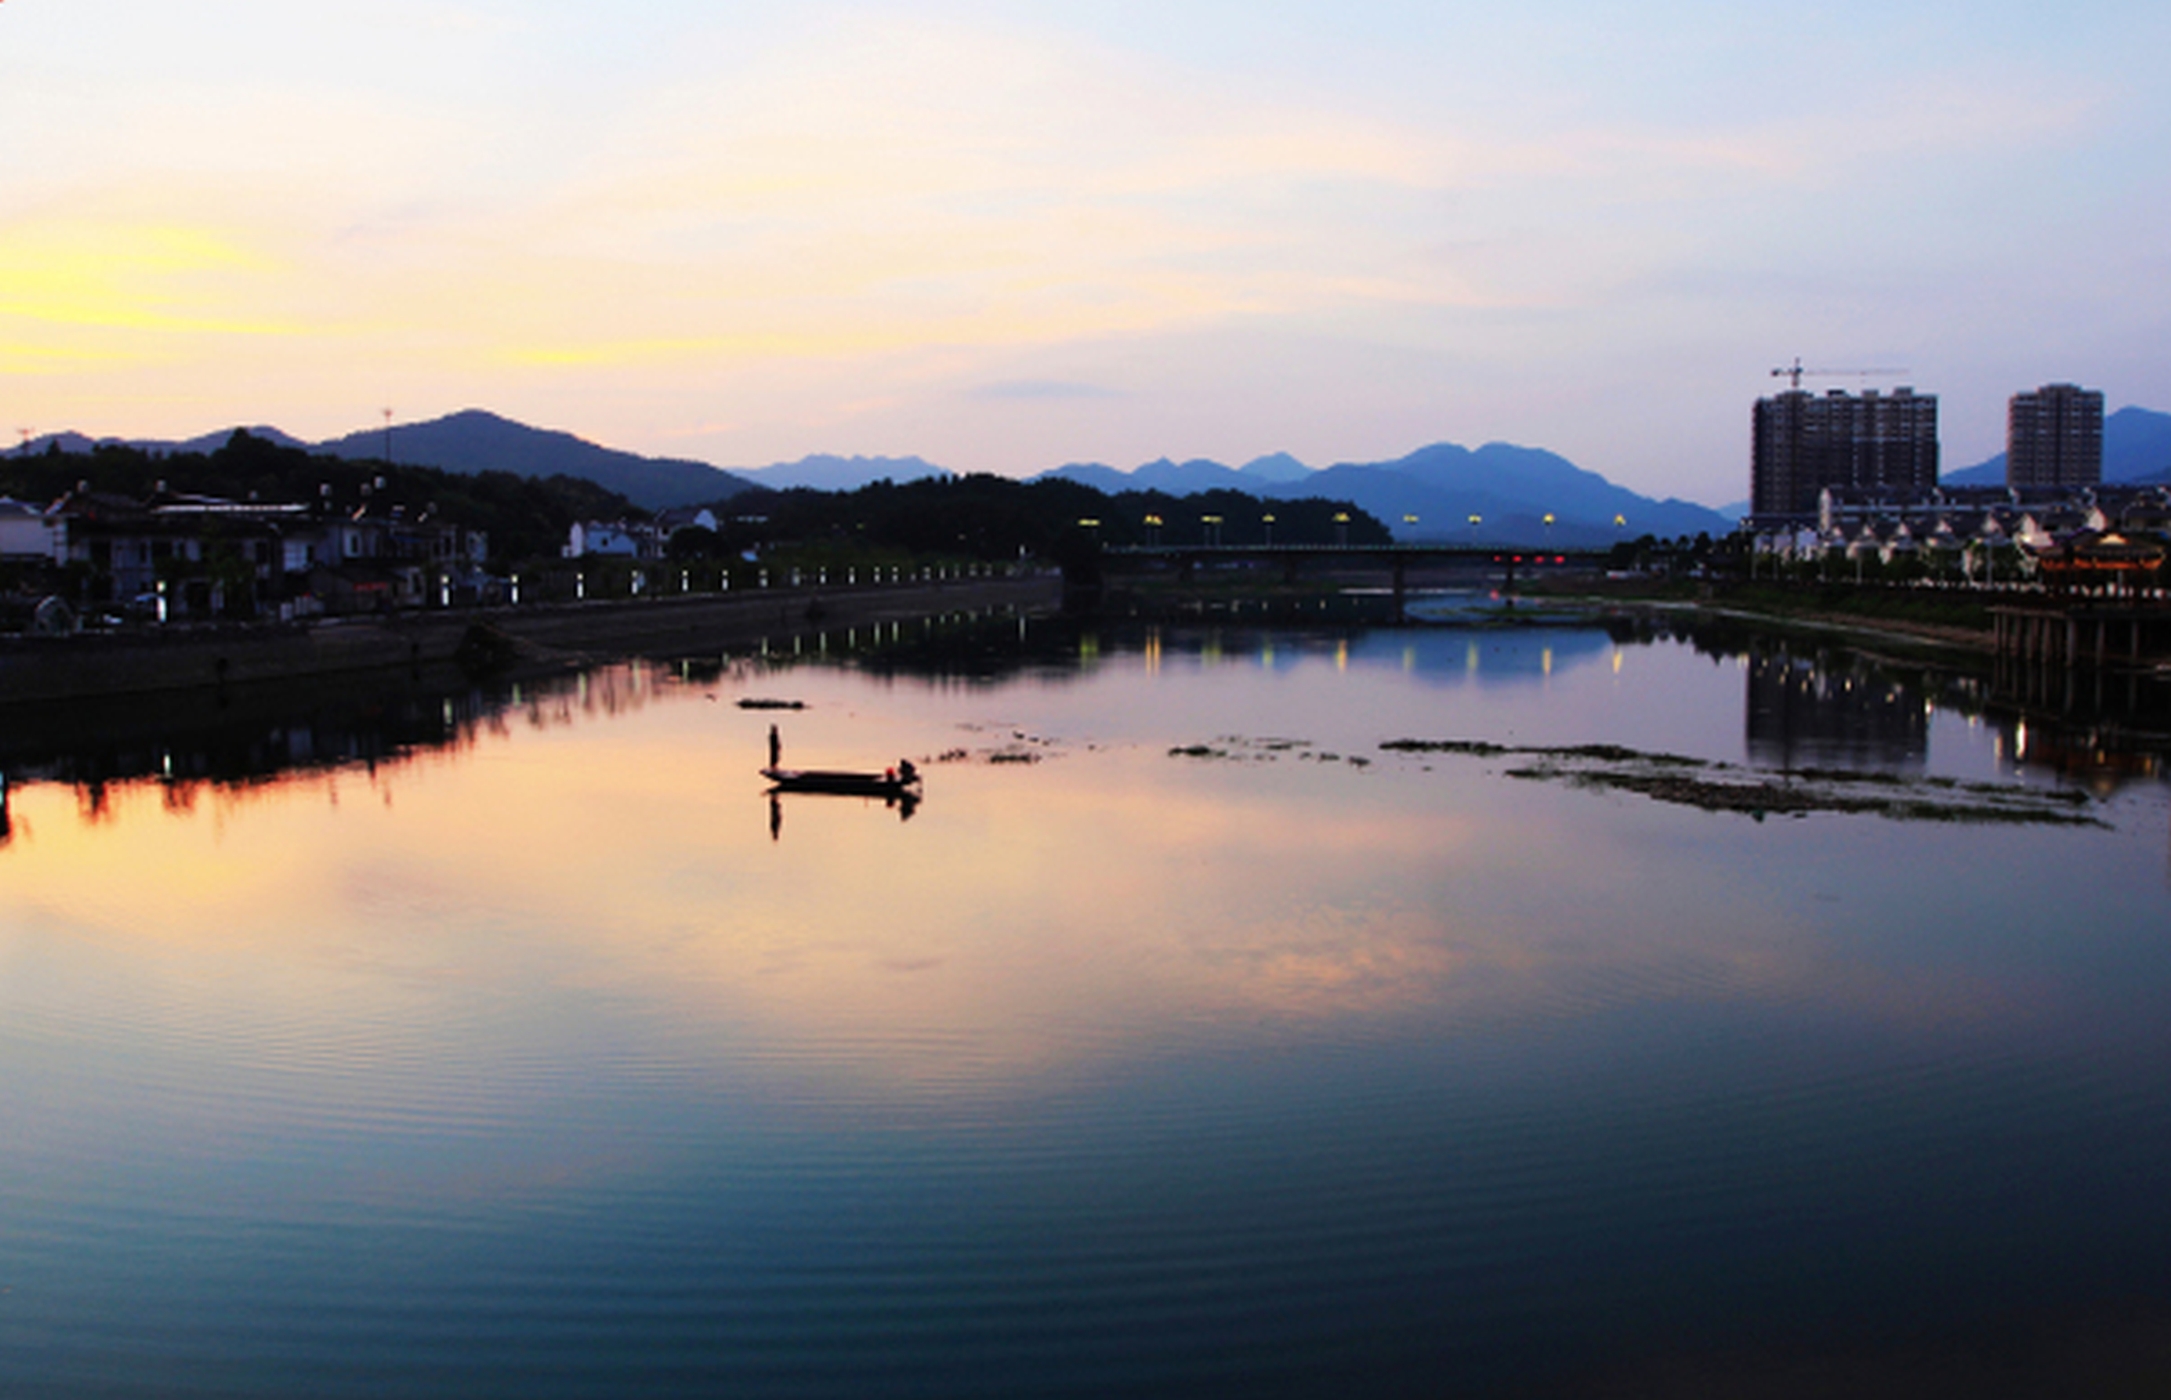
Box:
[1746,651,1928,771]
[2011,720,2166,798]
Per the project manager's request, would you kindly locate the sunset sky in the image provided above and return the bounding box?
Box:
[4,0,2166,505]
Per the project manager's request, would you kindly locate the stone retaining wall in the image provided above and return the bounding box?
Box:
[0,575,1060,706]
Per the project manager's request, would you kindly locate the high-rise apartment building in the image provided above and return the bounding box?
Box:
[1751,387,1939,517]
[2006,383,2102,489]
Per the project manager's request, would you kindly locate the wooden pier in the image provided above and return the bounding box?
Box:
[1990,604,2171,671]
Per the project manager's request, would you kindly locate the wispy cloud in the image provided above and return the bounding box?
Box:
[970,380,1125,401]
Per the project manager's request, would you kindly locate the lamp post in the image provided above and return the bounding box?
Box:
[1261,513,1274,546]
[1201,514,1223,547]
[1467,513,1482,546]
[1144,513,1163,547]
[1334,511,1350,547]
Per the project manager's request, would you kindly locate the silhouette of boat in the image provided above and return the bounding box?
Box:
[761,766,919,796]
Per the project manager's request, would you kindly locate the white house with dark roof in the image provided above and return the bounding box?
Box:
[564,520,662,559]
[0,497,62,561]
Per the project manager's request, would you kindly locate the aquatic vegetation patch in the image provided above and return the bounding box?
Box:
[1171,736,1373,766]
[941,730,1062,764]
[1381,739,1512,757]
[1539,743,1702,767]
[1391,739,2105,826]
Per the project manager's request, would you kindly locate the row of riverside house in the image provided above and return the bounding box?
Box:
[1749,483,2171,592]
[0,481,489,622]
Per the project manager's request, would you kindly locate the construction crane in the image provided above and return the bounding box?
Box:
[1771,357,1910,390]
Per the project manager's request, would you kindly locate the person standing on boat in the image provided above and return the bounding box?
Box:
[768,723,781,770]
[898,758,917,785]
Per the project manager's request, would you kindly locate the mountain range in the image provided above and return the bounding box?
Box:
[29,403,2171,529]
[18,409,1738,542]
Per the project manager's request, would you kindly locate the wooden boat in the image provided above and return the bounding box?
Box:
[761,765,919,796]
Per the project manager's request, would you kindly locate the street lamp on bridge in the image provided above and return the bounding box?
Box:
[1201,513,1224,547]
[1261,513,1275,546]
[1333,511,1350,547]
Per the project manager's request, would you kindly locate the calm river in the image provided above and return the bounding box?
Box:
[3,609,2168,1397]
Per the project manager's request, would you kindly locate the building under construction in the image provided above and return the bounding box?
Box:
[1752,386,1939,518]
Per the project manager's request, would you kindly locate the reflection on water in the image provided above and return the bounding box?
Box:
[4,608,2159,812]
[767,786,920,840]
[2,611,2168,1397]
[1746,650,1930,772]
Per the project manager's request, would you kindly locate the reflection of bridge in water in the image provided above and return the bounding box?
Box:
[1099,544,1610,619]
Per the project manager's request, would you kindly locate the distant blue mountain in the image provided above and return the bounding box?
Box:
[1943,455,2005,487]
[733,454,950,492]
[1041,462,1135,494]
[316,409,754,509]
[1045,455,1312,494]
[1237,452,1314,484]
[1133,458,1257,493]
[1038,440,1732,543]
[1943,405,2171,487]
[1360,442,1727,538]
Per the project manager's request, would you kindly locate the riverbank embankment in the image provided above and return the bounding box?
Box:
[0,573,1062,706]
[1540,577,2005,656]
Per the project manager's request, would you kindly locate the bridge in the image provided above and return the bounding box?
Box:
[1095,543,1611,619]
